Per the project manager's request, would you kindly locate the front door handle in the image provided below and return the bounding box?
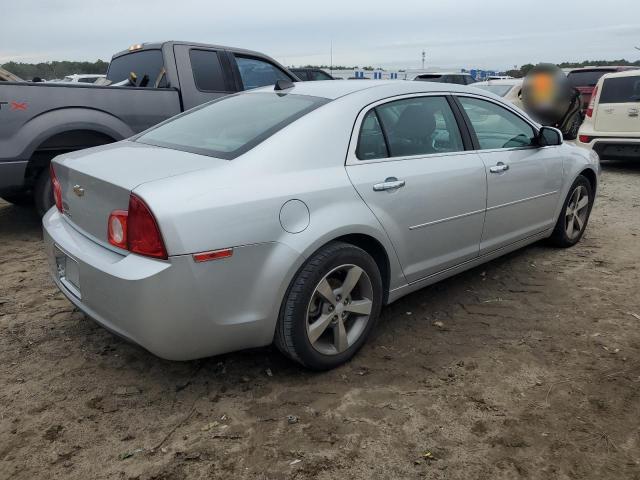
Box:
[489,162,509,173]
[373,177,406,192]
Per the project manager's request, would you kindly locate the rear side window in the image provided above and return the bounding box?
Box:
[458,97,536,150]
[292,70,309,80]
[190,49,226,92]
[356,96,464,160]
[310,70,333,81]
[236,56,291,90]
[415,74,443,82]
[136,93,328,160]
[567,70,611,88]
[106,50,165,86]
[600,77,640,103]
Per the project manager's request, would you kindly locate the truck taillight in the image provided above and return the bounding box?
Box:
[50,163,63,212]
[108,194,167,260]
[586,85,598,118]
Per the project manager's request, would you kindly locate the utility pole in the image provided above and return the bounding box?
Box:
[422,50,426,70]
[330,40,333,75]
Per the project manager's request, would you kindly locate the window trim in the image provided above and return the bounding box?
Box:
[348,92,475,165]
[451,93,545,153]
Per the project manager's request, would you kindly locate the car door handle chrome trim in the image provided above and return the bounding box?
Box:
[489,162,509,173]
[373,178,405,191]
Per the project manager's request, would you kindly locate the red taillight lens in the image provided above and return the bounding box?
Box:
[108,210,128,249]
[50,163,63,212]
[578,135,591,144]
[127,194,167,260]
[108,194,167,260]
[586,85,598,118]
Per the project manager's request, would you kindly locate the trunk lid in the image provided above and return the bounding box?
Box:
[54,141,227,246]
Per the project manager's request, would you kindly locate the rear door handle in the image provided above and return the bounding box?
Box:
[373,177,406,192]
[489,162,509,173]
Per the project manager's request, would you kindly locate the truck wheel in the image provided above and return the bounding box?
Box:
[564,113,583,141]
[275,241,383,370]
[34,168,54,216]
[1,192,34,207]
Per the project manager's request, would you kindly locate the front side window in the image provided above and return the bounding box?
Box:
[356,96,464,160]
[458,97,536,150]
[236,56,291,90]
[190,49,226,92]
[136,93,328,159]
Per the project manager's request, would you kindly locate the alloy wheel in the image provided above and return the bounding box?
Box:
[565,185,590,240]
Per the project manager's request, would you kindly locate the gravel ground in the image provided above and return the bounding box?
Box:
[1,161,639,480]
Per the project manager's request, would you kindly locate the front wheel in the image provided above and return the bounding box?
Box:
[549,175,594,247]
[275,242,383,370]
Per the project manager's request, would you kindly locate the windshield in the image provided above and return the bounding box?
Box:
[136,92,329,159]
[107,49,165,86]
[474,84,514,97]
[567,70,612,88]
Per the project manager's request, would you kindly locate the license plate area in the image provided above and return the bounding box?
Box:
[54,245,81,299]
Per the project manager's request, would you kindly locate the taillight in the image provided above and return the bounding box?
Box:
[586,85,598,118]
[578,135,591,144]
[50,163,63,212]
[107,194,167,260]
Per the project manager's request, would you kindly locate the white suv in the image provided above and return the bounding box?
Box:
[578,69,640,159]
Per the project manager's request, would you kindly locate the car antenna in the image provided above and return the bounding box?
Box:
[274,79,295,91]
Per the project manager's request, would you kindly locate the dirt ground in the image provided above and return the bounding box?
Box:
[1,161,639,480]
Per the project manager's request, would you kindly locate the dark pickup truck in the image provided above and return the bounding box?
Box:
[0,41,298,214]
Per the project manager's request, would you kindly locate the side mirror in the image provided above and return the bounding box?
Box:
[537,126,562,147]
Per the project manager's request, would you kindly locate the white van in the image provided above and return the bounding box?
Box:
[578,70,640,159]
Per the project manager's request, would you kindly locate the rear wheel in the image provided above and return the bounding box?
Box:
[34,167,54,217]
[275,242,383,370]
[549,175,594,247]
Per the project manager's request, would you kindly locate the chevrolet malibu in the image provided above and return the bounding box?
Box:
[43,80,600,370]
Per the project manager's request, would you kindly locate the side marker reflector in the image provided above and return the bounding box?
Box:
[193,248,234,263]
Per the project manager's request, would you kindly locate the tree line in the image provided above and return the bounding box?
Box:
[3,58,640,81]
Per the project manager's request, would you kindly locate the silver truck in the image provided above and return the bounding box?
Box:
[0,41,298,214]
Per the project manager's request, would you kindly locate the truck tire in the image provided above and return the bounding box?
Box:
[34,168,54,216]
[1,192,34,207]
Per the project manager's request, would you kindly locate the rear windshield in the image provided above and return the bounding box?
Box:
[567,70,612,88]
[136,93,329,159]
[474,84,514,97]
[600,77,640,103]
[107,50,165,85]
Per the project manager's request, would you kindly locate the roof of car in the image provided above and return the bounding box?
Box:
[473,78,522,86]
[568,66,638,73]
[251,79,497,101]
[600,69,640,79]
[111,41,276,60]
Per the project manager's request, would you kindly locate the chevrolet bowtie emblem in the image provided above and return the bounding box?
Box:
[73,185,85,197]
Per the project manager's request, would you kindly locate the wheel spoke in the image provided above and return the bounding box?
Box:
[576,195,589,211]
[334,319,348,352]
[316,278,336,306]
[341,266,363,298]
[566,216,574,237]
[308,313,334,344]
[345,298,373,315]
[574,214,584,231]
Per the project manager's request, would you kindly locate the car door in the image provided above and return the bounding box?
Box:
[173,45,236,110]
[346,94,487,284]
[455,95,564,254]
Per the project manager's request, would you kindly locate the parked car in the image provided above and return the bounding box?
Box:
[410,72,476,85]
[473,78,523,108]
[43,80,599,370]
[578,69,640,160]
[567,66,638,114]
[290,68,336,81]
[0,41,298,214]
[60,74,106,84]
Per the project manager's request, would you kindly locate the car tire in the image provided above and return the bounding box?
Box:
[275,241,383,370]
[549,175,594,248]
[563,112,583,141]
[34,167,54,217]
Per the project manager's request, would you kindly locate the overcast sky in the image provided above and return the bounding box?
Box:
[2,0,639,70]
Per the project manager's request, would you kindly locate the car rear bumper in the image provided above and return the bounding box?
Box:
[578,136,640,160]
[42,209,301,360]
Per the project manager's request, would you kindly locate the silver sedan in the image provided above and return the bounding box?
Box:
[43,80,600,370]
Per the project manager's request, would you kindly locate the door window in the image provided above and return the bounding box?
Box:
[356,110,389,160]
[372,96,464,158]
[190,49,226,92]
[309,70,333,81]
[236,56,292,90]
[458,97,536,150]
